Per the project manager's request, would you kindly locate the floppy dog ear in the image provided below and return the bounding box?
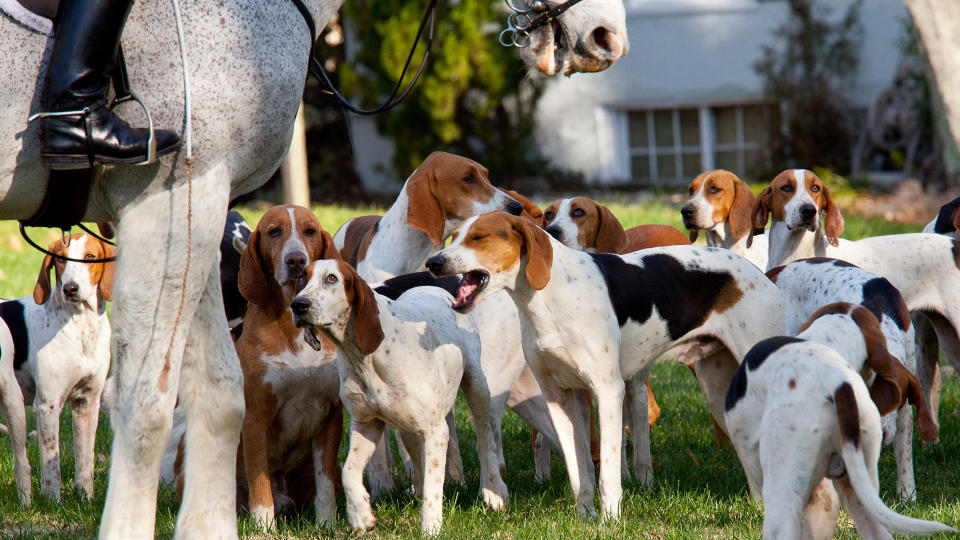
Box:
[850,307,904,415]
[347,267,384,355]
[513,218,553,290]
[98,241,117,302]
[594,203,628,254]
[405,167,445,246]
[33,244,57,305]
[238,229,271,306]
[902,369,939,442]
[728,178,755,240]
[951,204,960,235]
[822,185,844,248]
[747,187,772,249]
[315,229,341,261]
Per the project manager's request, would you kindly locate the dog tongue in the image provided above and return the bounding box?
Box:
[454,278,479,305]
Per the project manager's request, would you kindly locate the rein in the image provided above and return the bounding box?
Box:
[19,223,117,263]
[291,0,439,115]
[499,0,586,48]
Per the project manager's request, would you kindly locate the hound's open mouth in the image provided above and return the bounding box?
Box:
[452,270,489,311]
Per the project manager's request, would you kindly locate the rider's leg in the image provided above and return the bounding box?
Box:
[39,0,181,169]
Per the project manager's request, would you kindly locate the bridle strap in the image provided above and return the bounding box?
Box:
[289,0,439,115]
[523,0,587,32]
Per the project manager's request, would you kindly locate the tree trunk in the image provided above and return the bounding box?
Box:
[905,0,960,182]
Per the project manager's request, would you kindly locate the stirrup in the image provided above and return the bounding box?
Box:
[110,91,157,166]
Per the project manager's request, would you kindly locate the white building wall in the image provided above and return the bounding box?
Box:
[534,0,908,184]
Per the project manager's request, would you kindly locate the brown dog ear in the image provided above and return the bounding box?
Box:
[822,185,844,247]
[594,203,628,254]
[99,241,117,302]
[903,369,939,442]
[238,229,272,306]
[728,178,756,240]
[951,204,960,235]
[512,217,553,290]
[747,187,772,249]
[867,363,903,417]
[405,166,445,246]
[33,244,56,305]
[346,266,384,355]
[850,307,904,415]
[316,229,341,261]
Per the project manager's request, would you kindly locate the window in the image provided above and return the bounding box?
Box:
[627,104,771,184]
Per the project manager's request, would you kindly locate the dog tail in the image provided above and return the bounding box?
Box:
[835,382,955,536]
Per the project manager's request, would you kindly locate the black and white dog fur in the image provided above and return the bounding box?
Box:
[0,233,114,504]
[724,303,952,539]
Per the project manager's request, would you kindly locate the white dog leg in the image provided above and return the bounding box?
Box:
[345,420,385,533]
[34,392,63,501]
[593,379,624,520]
[628,369,653,486]
[419,425,449,535]
[542,384,596,520]
[894,404,916,501]
[175,267,245,540]
[71,391,102,499]
[0,366,31,504]
[365,433,396,497]
[460,362,508,509]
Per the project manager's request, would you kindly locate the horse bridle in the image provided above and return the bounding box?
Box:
[499,0,586,48]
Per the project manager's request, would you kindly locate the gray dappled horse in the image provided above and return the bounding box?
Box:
[0,0,627,537]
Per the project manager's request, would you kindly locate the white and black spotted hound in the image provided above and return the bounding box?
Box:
[724,303,953,539]
[766,258,939,501]
[0,233,114,504]
[425,211,784,520]
[291,259,509,535]
[749,168,960,433]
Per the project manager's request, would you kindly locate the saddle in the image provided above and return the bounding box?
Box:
[4,0,133,230]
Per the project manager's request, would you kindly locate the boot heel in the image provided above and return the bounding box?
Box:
[42,154,92,170]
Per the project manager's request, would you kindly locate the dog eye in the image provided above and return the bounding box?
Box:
[707,186,721,194]
[780,185,794,193]
[85,253,96,260]
[325,274,338,284]
[471,234,489,242]
[304,228,316,236]
[462,174,477,184]
[297,275,307,291]
[810,185,821,193]
[688,187,695,195]
[571,208,585,218]
[268,227,282,238]
[544,211,554,221]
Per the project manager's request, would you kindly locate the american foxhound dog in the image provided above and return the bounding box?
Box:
[234,205,343,528]
[541,195,692,477]
[766,258,939,500]
[0,233,114,504]
[291,259,509,535]
[334,153,560,484]
[425,211,783,519]
[725,303,952,539]
[681,169,768,269]
[749,168,960,431]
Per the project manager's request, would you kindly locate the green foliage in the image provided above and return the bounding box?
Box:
[341,0,546,183]
[754,0,864,173]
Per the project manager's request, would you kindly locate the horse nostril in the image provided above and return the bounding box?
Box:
[546,227,562,240]
[291,297,311,314]
[63,283,79,296]
[681,205,696,217]
[588,26,624,59]
[425,255,445,275]
[507,200,523,216]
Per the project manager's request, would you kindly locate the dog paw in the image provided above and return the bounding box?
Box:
[347,497,377,533]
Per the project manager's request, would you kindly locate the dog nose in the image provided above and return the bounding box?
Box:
[63,282,80,297]
[285,252,307,271]
[290,297,311,315]
[799,205,817,220]
[545,226,562,240]
[681,204,696,218]
[425,255,445,275]
[506,200,523,216]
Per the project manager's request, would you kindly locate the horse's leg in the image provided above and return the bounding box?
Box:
[175,265,246,538]
[99,182,226,539]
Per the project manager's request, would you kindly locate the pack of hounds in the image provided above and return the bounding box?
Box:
[2,152,960,538]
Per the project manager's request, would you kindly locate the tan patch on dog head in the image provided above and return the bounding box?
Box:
[459,212,554,290]
[406,152,497,245]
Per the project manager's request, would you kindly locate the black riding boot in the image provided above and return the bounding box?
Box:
[39,0,181,170]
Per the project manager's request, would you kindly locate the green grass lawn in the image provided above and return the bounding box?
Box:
[0,199,955,538]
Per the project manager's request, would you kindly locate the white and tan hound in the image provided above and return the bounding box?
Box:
[923,196,960,239]
[425,211,783,519]
[724,303,952,539]
[541,195,692,478]
[291,259,509,534]
[334,154,560,485]
[749,168,960,432]
[234,205,343,528]
[766,258,939,500]
[681,169,768,269]
[0,233,114,504]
